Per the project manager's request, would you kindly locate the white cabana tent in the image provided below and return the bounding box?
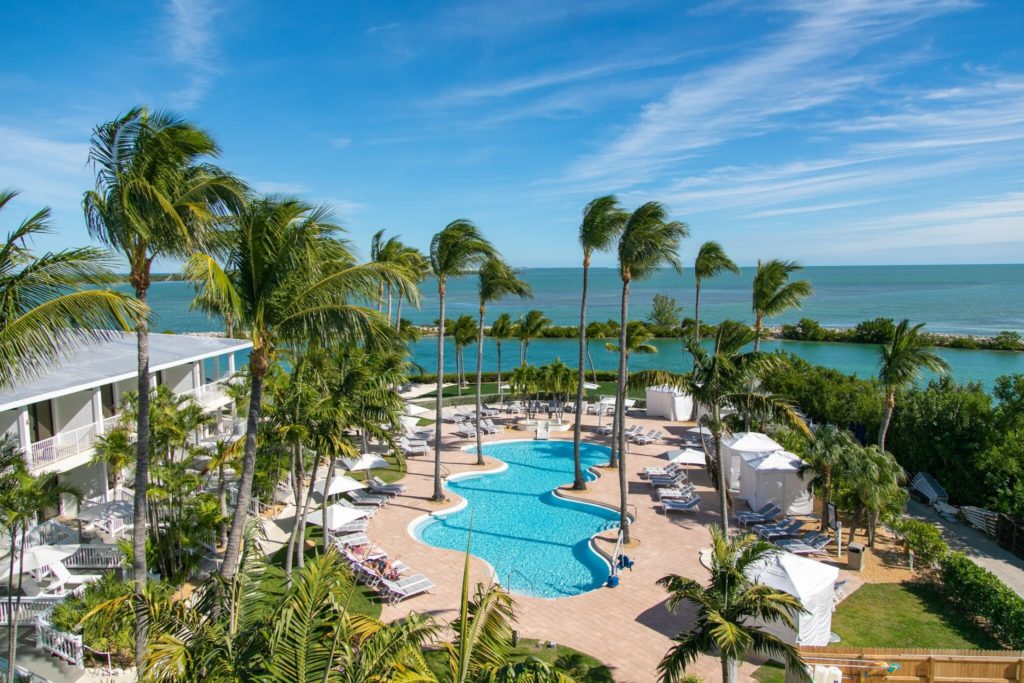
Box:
[738,450,814,516]
[722,432,782,491]
[747,552,838,646]
[644,385,692,421]
[305,504,369,530]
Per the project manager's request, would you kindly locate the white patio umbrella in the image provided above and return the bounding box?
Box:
[686,425,713,436]
[313,474,365,497]
[0,544,78,575]
[404,403,430,417]
[342,454,389,472]
[305,504,369,530]
[663,448,706,467]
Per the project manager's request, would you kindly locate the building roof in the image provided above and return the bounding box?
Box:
[0,332,252,412]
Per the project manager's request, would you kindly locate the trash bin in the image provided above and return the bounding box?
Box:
[847,542,865,571]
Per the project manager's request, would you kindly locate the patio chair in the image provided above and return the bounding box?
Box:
[662,497,701,514]
[333,532,370,547]
[43,562,101,596]
[778,532,833,555]
[337,499,378,518]
[479,419,500,434]
[656,484,696,500]
[334,519,369,535]
[594,424,614,435]
[647,471,688,487]
[757,519,804,541]
[368,476,406,496]
[453,424,477,438]
[380,574,435,604]
[348,490,388,508]
[640,462,683,478]
[399,439,429,456]
[735,503,782,527]
[634,429,665,445]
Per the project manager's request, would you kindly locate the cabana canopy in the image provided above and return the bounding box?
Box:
[644,385,692,421]
[738,450,814,515]
[747,551,838,646]
[722,432,783,490]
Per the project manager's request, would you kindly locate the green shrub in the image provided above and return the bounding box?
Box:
[937,552,1024,648]
[892,518,948,567]
[50,573,136,666]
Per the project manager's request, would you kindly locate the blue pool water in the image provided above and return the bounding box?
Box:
[413,440,620,598]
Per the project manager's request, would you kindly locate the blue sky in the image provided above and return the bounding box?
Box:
[1,0,1022,267]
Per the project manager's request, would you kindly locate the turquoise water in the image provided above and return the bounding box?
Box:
[414,440,620,598]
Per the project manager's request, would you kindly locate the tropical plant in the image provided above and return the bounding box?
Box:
[515,310,550,367]
[453,314,480,396]
[630,321,809,533]
[394,243,429,332]
[646,294,683,332]
[507,365,541,418]
[877,319,949,451]
[50,573,142,668]
[92,426,135,490]
[572,196,628,490]
[475,258,532,462]
[0,190,144,391]
[83,106,245,666]
[798,425,855,531]
[370,229,403,316]
[539,359,577,420]
[429,220,496,501]
[834,444,907,546]
[184,195,416,578]
[751,259,812,352]
[611,202,687,543]
[657,525,807,683]
[691,241,739,420]
[583,322,608,386]
[490,313,515,402]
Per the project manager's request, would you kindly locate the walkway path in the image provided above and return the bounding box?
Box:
[908,500,1024,596]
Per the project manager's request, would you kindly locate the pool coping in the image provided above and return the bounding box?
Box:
[406,438,632,599]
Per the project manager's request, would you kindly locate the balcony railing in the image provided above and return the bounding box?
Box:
[28,380,234,471]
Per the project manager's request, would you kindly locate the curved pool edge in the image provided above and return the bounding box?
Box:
[407,438,625,599]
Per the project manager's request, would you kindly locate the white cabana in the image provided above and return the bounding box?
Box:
[644,385,692,421]
[738,450,814,516]
[313,475,365,498]
[722,432,783,491]
[305,504,369,530]
[747,552,839,646]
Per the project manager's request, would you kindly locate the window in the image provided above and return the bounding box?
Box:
[29,400,54,442]
[101,384,116,418]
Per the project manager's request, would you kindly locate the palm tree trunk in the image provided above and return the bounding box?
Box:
[295,453,319,570]
[218,462,228,549]
[6,527,16,683]
[387,286,393,324]
[714,422,730,535]
[322,454,340,553]
[753,314,762,353]
[878,391,895,450]
[572,258,590,491]
[395,298,403,332]
[689,281,701,421]
[456,346,463,397]
[587,342,597,385]
[221,350,268,579]
[524,340,530,366]
[496,339,503,402]
[132,285,150,674]
[616,277,631,544]
[432,281,447,502]
[519,339,524,367]
[284,445,301,578]
[8,524,27,683]
[376,284,383,312]
[722,655,738,683]
[475,306,486,465]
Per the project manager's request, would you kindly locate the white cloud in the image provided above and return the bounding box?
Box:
[251,181,311,195]
[0,126,91,212]
[164,0,221,109]
[330,137,352,148]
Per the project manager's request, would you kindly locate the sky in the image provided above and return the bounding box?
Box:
[1,0,1022,268]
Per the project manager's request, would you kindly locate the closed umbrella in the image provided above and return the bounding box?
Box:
[305,504,369,530]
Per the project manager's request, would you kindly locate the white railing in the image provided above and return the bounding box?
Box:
[30,422,99,470]
[178,379,230,408]
[35,612,84,669]
[0,597,64,626]
[65,545,122,570]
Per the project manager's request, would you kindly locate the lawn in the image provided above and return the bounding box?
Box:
[753,581,1000,681]
[423,638,612,682]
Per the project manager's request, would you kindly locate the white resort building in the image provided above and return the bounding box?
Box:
[0,332,252,517]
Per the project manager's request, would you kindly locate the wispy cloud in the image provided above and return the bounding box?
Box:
[164,0,221,108]
[329,137,351,149]
[747,199,878,218]
[252,181,310,195]
[436,0,650,39]
[561,0,971,187]
[366,22,401,34]
[0,125,91,211]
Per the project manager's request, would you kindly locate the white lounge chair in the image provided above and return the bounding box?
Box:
[333,532,370,547]
[735,503,782,527]
[380,574,435,604]
[479,419,500,434]
[662,497,701,514]
[399,439,429,456]
[348,490,388,508]
[42,562,101,595]
[453,425,477,438]
[368,476,406,496]
[656,484,695,500]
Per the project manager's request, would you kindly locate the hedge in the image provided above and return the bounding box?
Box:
[937,552,1024,648]
[892,518,949,567]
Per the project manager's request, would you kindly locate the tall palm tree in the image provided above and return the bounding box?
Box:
[877,319,949,450]
[604,321,658,454]
[394,243,428,332]
[835,444,907,546]
[92,427,135,491]
[515,310,550,366]
[690,241,739,420]
[657,525,806,683]
[490,313,515,402]
[0,191,144,389]
[539,359,576,420]
[185,196,416,578]
[475,259,532,463]
[572,196,627,491]
[630,321,809,534]
[452,314,479,396]
[584,321,606,385]
[799,425,854,531]
[751,259,813,352]
[82,106,244,668]
[612,202,687,544]
[429,221,496,501]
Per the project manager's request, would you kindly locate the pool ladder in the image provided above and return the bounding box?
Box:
[505,568,535,593]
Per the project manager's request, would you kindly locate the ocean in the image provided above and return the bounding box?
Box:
[139,264,1024,390]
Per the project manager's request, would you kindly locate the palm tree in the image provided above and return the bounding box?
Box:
[799,425,855,532]
[185,196,416,578]
[539,359,576,420]
[835,444,907,546]
[507,365,540,419]
[429,221,496,501]
[604,321,658,449]
[612,203,687,543]
[751,259,813,352]
[475,259,532,463]
[453,314,479,396]
[690,242,739,420]
[657,525,807,683]
[515,309,550,366]
[0,190,144,389]
[92,427,135,491]
[584,322,606,385]
[629,321,809,533]
[490,313,515,401]
[572,196,627,491]
[877,319,949,451]
[82,106,244,668]
[394,243,429,332]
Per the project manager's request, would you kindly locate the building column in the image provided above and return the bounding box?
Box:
[192,361,203,395]
[227,353,236,376]
[16,406,32,469]
[213,355,221,381]
[92,386,104,435]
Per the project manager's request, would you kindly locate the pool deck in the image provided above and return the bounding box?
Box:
[367,410,745,682]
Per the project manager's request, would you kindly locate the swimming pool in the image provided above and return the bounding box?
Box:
[411,440,620,599]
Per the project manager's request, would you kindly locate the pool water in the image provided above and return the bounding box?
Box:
[413,440,620,598]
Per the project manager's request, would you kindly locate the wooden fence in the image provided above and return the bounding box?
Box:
[792,647,1024,682]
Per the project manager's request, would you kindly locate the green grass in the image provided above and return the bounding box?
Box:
[753,662,785,683]
[423,638,612,682]
[830,582,1000,649]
